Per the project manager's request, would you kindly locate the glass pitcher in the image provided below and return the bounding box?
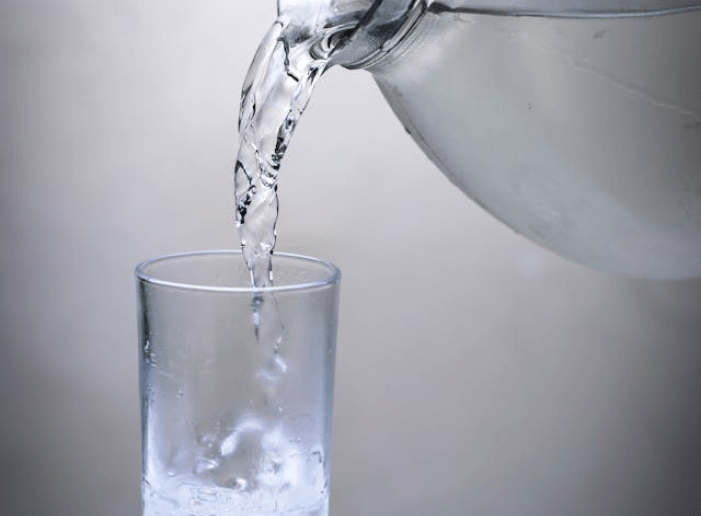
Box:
[278,0,701,279]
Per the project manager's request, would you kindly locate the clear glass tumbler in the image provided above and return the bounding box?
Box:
[135,250,341,516]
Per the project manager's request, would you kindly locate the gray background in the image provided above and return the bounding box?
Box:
[1,1,701,515]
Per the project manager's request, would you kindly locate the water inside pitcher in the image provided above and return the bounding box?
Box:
[275,0,701,278]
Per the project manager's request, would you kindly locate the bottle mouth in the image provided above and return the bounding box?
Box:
[323,0,426,69]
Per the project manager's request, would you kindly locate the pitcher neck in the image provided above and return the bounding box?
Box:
[322,0,701,70]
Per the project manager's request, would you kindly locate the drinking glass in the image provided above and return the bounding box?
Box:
[135,250,341,516]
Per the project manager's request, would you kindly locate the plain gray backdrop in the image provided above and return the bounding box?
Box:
[1,1,701,515]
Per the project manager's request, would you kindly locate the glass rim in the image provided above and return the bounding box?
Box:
[135,249,341,294]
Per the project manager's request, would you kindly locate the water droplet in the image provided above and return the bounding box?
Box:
[274,355,288,373]
[177,389,184,397]
[229,477,248,490]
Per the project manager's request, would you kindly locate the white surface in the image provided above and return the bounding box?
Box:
[1,1,700,515]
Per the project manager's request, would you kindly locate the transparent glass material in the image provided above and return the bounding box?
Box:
[279,0,701,20]
[368,9,701,278]
[136,251,341,516]
[281,0,701,69]
[279,0,701,278]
